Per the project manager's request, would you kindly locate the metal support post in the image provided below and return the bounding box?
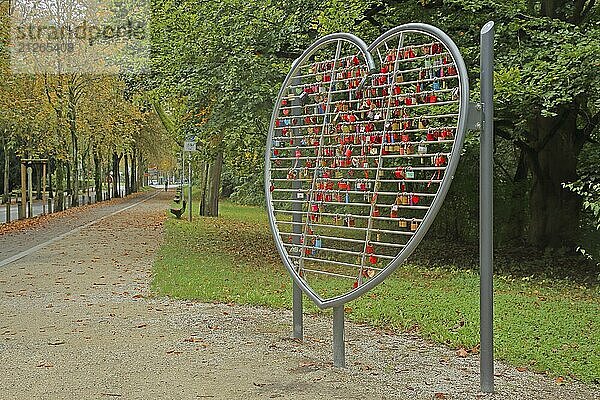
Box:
[188,153,192,222]
[42,163,47,214]
[479,21,495,394]
[292,283,303,339]
[291,76,304,340]
[5,201,10,223]
[333,305,345,368]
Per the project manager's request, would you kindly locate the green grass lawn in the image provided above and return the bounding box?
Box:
[152,200,600,384]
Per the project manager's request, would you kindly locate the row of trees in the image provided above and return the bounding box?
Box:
[149,0,598,259]
[0,0,173,209]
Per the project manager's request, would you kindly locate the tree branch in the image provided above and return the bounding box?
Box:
[534,109,570,152]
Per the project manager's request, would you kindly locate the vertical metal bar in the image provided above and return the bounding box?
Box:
[479,20,495,394]
[292,282,303,339]
[42,163,47,214]
[332,305,345,368]
[291,75,304,340]
[188,153,192,222]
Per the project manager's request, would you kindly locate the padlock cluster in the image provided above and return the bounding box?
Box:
[268,35,461,292]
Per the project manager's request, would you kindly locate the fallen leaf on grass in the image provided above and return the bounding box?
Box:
[456,347,469,357]
[555,377,566,385]
[434,393,447,399]
[516,367,527,372]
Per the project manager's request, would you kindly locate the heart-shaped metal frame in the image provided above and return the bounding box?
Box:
[265,24,470,309]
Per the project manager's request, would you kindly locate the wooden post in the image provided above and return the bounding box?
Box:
[20,162,26,219]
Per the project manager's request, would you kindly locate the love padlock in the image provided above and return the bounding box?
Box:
[435,153,447,167]
[410,219,419,231]
[426,130,435,141]
[394,167,405,179]
[399,218,408,228]
[390,204,399,218]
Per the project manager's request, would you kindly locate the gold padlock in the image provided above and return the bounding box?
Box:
[410,219,418,231]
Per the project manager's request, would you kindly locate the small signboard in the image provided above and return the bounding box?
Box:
[184,140,197,152]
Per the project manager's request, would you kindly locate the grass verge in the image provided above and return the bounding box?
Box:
[152,200,600,384]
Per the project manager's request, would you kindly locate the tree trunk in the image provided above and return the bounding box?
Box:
[2,135,9,204]
[198,161,209,216]
[503,150,528,244]
[93,149,102,202]
[112,152,122,198]
[204,150,223,217]
[138,156,145,189]
[526,111,583,249]
[55,160,65,212]
[35,165,42,200]
[124,153,130,195]
[130,148,137,193]
[66,161,71,198]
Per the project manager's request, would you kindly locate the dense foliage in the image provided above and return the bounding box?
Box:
[148,0,599,265]
[2,0,598,270]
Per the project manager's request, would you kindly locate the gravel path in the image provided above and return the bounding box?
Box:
[0,191,597,399]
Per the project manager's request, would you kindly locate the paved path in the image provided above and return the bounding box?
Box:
[0,191,597,399]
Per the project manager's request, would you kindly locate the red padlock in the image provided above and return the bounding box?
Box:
[295,148,301,158]
[366,243,374,254]
[369,254,377,264]
[394,167,405,179]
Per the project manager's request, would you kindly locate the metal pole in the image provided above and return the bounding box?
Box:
[42,163,47,214]
[292,283,303,339]
[188,152,192,222]
[332,305,345,368]
[291,76,304,340]
[480,20,495,394]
